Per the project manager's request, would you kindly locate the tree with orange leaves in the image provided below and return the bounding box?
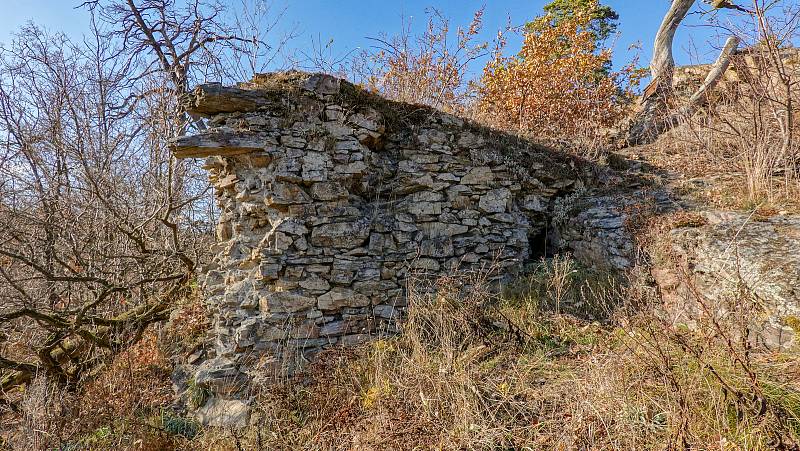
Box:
[478,3,642,144]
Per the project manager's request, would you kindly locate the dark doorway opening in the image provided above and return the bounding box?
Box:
[528,226,556,261]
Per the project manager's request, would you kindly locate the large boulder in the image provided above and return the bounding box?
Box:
[653,211,800,349]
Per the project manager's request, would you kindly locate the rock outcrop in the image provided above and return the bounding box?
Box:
[653,211,800,349]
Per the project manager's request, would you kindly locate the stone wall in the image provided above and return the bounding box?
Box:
[170,72,585,402]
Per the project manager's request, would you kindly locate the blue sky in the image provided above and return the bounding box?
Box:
[0,1,734,76]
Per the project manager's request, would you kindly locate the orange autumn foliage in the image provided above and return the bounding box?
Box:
[478,8,643,142]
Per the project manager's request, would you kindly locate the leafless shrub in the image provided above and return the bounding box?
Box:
[349,7,489,116]
[0,0,286,414]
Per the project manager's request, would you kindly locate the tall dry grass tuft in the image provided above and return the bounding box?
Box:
[11,376,77,450]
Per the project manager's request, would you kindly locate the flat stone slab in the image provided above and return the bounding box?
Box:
[195,398,251,428]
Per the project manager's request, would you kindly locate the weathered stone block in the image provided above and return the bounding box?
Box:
[479,188,511,213]
[461,166,493,185]
[260,291,316,314]
[311,181,348,201]
[268,182,311,205]
[310,221,370,248]
[318,288,371,311]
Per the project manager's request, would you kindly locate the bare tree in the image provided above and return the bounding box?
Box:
[681,0,800,199]
[84,0,292,132]
[0,0,288,411]
[0,22,207,409]
[626,0,743,145]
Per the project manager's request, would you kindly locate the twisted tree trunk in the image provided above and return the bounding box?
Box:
[625,0,742,146]
[626,0,695,145]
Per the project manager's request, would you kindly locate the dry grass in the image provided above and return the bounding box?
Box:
[3,256,799,450]
[642,10,800,214]
[0,291,210,451]
[183,257,800,450]
[641,118,800,214]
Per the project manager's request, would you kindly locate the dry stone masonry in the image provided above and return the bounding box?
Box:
[170,72,586,403]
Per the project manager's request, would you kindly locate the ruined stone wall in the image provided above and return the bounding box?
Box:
[171,72,582,402]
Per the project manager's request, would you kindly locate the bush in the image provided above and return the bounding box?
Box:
[350,8,488,115]
[160,410,201,440]
[477,3,643,150]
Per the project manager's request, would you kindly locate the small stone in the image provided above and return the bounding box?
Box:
[348,109,384,132]
[336,161,367,174]
[421,222,469,237]
[490,213,517,224]
[259,263,282,281]
[419,238,455,258]
[216,222,233,241]
[407,191,443,216]
[318,288,371,310]
[276,218,309,235]
[268,183,311,205]
[324,106,344,121]
[260,291,316,313]
[521,194,547,212]
[259,231,293,252]
[461,166,493,185]
[457,132,485,148]
[410,258,440,271]
[281,135,306,149]
[299,275,330,292]
[301,152,329,182]
[335,139,362,152]
[218,174,239,189]
[311,221,370,249]
[194,357,248,396]
[374,304,401,319]
[311,182,348,201]
[462,252,480,263]
[301,73,341,95]
[195,398,251,428]
[320,320,351,336]
[478,188,511,213]
[353,280,400,295]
